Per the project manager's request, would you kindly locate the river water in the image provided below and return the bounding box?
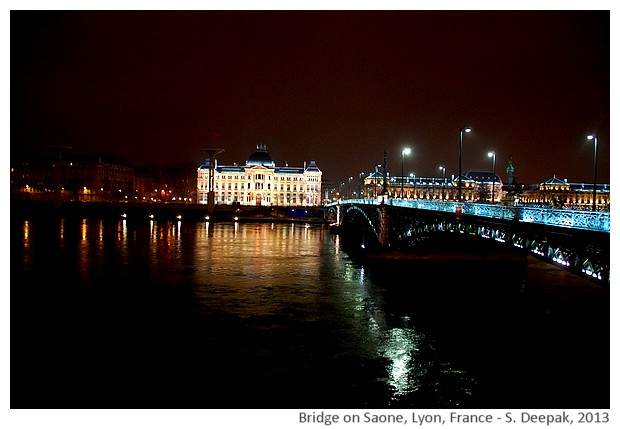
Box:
[10,215,609,409]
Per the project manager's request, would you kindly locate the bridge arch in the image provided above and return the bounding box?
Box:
[336,204,383,251]
[329,200,609,284]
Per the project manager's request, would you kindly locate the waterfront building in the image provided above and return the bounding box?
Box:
[11,152,145,202]
[517,176,610,210]
[9,151,195,203]
[363,170,504,203]
[196,145,322,207]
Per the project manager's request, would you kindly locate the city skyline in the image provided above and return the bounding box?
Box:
[11,9,611,186]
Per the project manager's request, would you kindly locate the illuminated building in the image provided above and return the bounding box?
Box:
[517,176,610,210]
[363,170,504,202]
[197,145,322,207]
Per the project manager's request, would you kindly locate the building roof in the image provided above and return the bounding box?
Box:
[304,160,321,173]
[198,144,321,175]
[246,144,275,167]
[465,170,502,183]
[540,176,568,185]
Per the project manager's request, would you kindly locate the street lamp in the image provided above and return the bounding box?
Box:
[487,151,496,204]
[401,147,411,199]
[374,164,381,199]
[587,134,598,211]
[458,125,472,202]
[348,176,353,199]
[439,166,446,199]
[358,171,364,199]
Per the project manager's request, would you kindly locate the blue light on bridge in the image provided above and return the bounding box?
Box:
[327,199,610,233]
[328,199,609,284]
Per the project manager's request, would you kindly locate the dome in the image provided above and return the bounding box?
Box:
[246,144,274,167]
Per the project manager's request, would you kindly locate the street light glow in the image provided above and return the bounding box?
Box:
[458,125,473,202]
[586,134,598,211]
[488,151,496,204]
[401,147,412,199]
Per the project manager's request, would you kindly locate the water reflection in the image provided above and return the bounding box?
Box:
[383,326,419,396]
[13,218,475,408]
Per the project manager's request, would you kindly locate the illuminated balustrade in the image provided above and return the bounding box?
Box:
[328,199,610,233]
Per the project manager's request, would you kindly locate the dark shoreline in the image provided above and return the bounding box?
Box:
[10,199,329,224]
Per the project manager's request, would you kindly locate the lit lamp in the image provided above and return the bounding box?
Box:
[487,151,496,203]
[358,171,364,199]
[348,176,353,199]
[374,164,381,199]
[587,134,598,211]
[439,166,446,200]
[401,147,411,198]
[458,126,472,201]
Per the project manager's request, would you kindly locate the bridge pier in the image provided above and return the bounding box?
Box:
[377,205,390,248]
[330,200,609,285]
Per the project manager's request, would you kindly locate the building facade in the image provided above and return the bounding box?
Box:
[517,176,610,210]
[360,170,504,203]
[10,151,195,203]
[197,145,322,207]
[11,152,144,202]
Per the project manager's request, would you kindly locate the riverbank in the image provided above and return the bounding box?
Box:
[10,199,329,224]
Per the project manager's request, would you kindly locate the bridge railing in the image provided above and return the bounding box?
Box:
[325,199,610,233]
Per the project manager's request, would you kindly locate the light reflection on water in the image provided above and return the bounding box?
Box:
[13,218,479,408]
[12,215,610,409]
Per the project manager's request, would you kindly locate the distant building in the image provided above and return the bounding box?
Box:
[11,152,143,202]
[518,176,610,210]
[10,151,195,203]
[196,145,322,207]
[362,170,504,202]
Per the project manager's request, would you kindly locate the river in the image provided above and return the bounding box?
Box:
[10,215,609,409]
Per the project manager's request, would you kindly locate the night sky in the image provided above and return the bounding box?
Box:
[10,9,611,186]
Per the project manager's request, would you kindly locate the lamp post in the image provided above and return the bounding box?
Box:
[348,176,353,199]
[587,134,598,211]
[374,164,381,199]
[401,147,411,199]
[488,151,496,204]
[358,171,364,199]
[200,148,225,212]
[439,166,445,200]
[458,126,472,202]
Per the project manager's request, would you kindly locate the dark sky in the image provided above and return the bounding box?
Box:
[11,9,610,185]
